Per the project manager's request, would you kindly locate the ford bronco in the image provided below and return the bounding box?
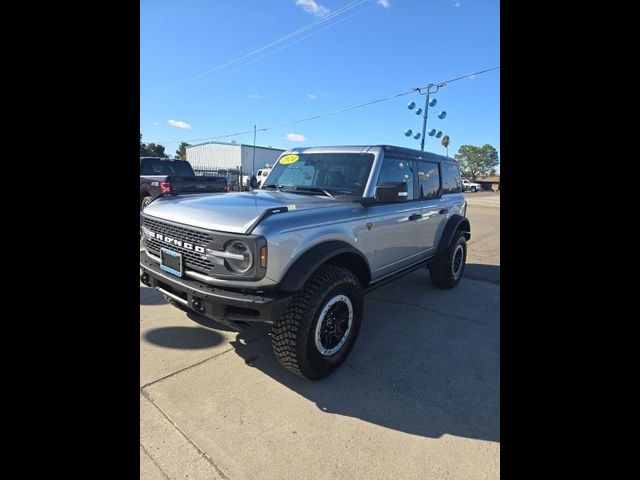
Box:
[140,145,470,379]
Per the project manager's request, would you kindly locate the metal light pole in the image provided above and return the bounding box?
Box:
[405,83,447,151]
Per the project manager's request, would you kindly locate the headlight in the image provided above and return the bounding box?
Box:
[223,240,253,274]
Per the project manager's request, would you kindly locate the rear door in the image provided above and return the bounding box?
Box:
[414,160,447,255]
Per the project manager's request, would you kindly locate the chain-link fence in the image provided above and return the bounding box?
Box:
[190,164,252,191]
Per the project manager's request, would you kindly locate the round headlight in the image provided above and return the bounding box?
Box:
[224,240,253,274]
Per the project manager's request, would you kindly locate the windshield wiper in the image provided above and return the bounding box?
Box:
[287,186,334,197]
[262,184,282,191]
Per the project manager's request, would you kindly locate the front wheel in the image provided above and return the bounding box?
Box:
[429,234,467,288]
[271,265,363,379]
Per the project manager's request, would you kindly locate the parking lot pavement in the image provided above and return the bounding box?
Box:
[140,196,500,480]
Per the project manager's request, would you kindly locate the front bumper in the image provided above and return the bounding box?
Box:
[140,251,292,326]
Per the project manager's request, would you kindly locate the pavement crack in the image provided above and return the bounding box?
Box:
[141,389,231,480]
[141,331,270,389]
[369,297,498,329]
[140,442,171,480]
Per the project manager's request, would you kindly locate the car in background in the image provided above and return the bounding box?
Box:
[461,178,482,192]
[255,167,272,187]
[140,157,227,210]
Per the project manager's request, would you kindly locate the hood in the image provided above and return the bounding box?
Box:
[142,190,341,234]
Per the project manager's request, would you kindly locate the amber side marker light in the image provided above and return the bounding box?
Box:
[260,246,268,268]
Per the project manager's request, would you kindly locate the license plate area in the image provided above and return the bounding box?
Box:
[160,248,183,277]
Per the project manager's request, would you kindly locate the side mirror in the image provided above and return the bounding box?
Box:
[374,181,408,203]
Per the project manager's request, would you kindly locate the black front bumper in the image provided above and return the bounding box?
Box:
[139,251,291,325]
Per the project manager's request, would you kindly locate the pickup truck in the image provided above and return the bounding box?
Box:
[140,145,470,379]
[140,157,227,210]
[461,178,482,192]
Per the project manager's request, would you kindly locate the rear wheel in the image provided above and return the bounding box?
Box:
[271,265,363,379]
[429,234,467,288]
[471,186,477,192]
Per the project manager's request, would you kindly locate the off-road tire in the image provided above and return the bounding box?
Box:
[429,233,467,289]
[271,265,363,379]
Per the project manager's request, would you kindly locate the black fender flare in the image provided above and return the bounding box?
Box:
[278,241,371,293]
[437,214,471,255]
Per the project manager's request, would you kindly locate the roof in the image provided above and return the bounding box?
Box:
[186,140,285,152]
[477,175,500,182]
[283,145,458,164]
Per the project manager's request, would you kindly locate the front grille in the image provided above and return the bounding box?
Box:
[142,216,214,273]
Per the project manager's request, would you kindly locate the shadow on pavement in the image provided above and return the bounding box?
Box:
[231,272,500,442]
[144,327,225,349]
[140,286,167,306]
[142,268,499,442]
[460,263,500,285]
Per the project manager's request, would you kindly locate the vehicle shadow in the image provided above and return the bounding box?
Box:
[462,263,500,284]
[229,270,500,442]
[144,327,225,349]
[141,268,499,442]
[140,286,166,306]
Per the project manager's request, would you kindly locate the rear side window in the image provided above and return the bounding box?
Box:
[442,162,462,194]
[377,157,415,199]
[417,161,441,199]
[140,158,195,176]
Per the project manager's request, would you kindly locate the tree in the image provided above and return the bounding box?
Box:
[140,133,169,157]
[441,135,450,157]
[454,144,499,181]
[175,142,191,160]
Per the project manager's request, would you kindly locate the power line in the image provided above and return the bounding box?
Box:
[173,0,371,90]
[150,66,500,145]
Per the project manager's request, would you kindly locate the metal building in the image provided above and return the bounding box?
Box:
[186,141,284,175]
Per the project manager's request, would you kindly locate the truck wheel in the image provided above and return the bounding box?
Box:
[141,195,153,211]
[471,186,477,192]
[429,234,467,289]
[271,265,363,379]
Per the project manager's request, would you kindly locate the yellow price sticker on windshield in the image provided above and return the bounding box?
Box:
[279,154,299,165]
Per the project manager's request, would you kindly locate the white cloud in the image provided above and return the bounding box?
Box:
[453,1,461,7]
[248,93,265,99]
[377,0,391,7]
[296,0,330,17]
[307,93,318,100]
[285,133,306,142]
[167,119,192,129]
[151,122,159,126]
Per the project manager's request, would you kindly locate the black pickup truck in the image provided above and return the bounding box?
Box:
[140,157,227,210]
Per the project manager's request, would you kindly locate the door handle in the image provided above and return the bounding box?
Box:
[439,208,449,215]
[408,213,422,221]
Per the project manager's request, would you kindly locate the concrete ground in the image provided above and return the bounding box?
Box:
[140,191,500,480]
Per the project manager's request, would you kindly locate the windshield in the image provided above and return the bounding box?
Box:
[263,153,374,196]
[140,158,195,176]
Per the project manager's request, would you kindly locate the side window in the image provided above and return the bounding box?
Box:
[417,161,441,199]
[377,157,415,199]
[442,163,462,194]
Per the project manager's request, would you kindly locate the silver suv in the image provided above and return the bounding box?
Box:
[140,145,470,379]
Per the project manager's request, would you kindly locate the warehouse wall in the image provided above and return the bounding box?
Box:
[186,143,241,169]
[240,145,284,175]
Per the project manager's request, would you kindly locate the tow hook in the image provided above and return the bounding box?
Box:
[140,272,151,287]
[191,297,205,313]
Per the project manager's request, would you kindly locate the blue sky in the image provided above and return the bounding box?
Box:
[141,0,499,164]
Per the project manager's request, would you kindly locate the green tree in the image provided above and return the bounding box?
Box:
[455,144,499,181]
[139,134,169,157]
[175,142,191,160]
[441,135,450,157]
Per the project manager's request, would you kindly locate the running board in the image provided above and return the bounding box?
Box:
[363,257,434,294]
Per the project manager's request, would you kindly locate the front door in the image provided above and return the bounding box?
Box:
[371,157,423,279]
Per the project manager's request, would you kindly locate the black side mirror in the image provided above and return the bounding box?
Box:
[374,181,408,203]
